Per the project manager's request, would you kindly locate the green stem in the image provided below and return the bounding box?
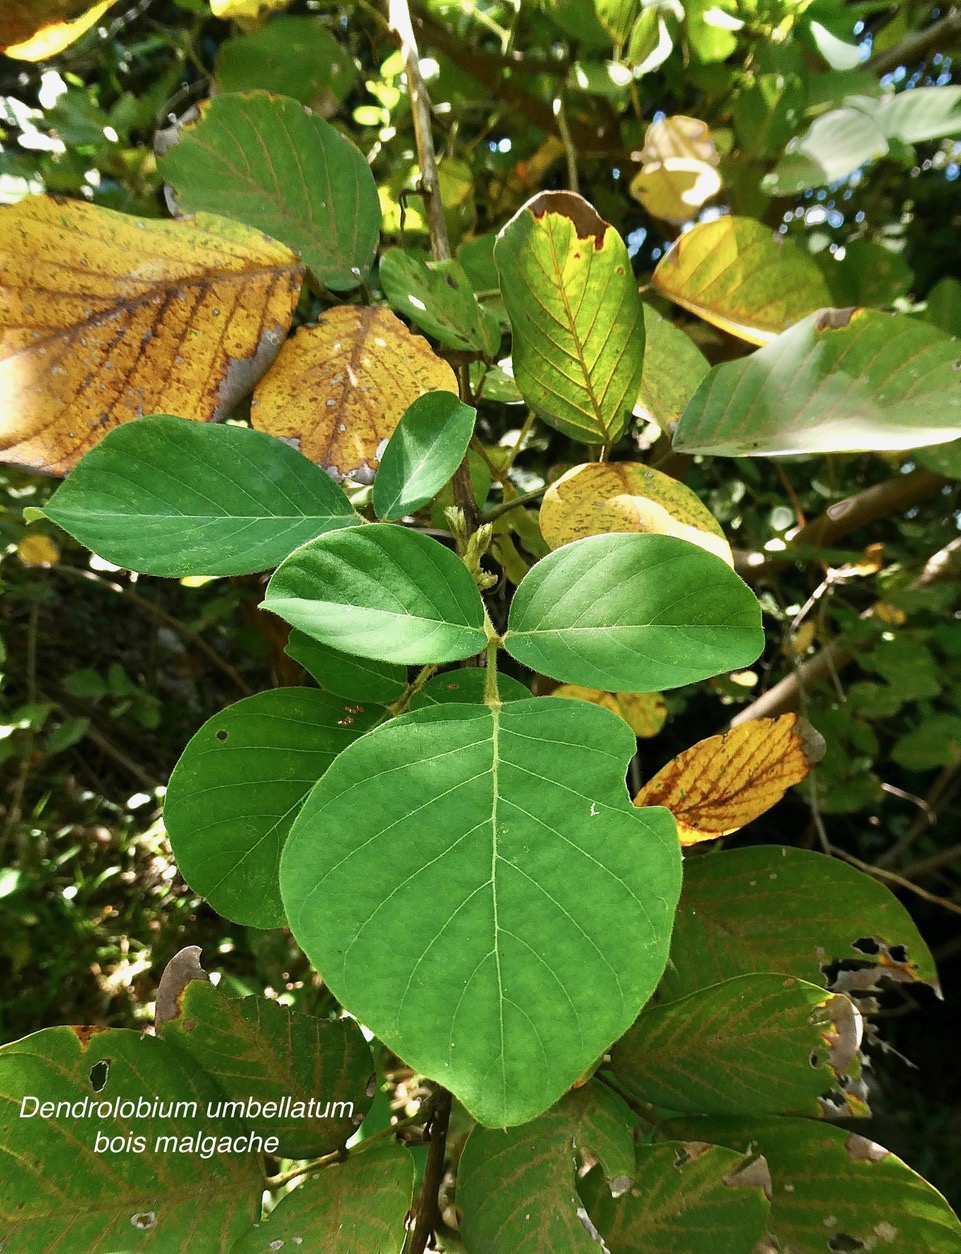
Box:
[483,622,501,707]
[480,485,547,523]
[265,1108,428,1189]
[388,664,438,717]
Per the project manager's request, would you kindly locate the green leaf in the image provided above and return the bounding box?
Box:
[652,216,832,347]
[280,698,681,1126]
[876,85,961,144]
[379,250,501,357]
[372,391,477,522]
[579,1140,772,1252]
[494,191,645,445]
[215,17,359,107]
[659,1118,961,1253]
[610,973,865,1118]
[676,309,961,456]
[0,1027,260,1248]
[661,845,939,1001]
[285,630,407,702]
[409,668,530,708]
[160,982,374,1158]
[763,103,887,195]
[231,1142,414,1253]
[504,534,763,693]
[159,92,380,291]
[457,1084,636,1252]
[634,304,710,428]
[732,70,807,159]
[164,688,381,928]
[263,524,488,665]
[40,415,359,577]
[924,276,961,337]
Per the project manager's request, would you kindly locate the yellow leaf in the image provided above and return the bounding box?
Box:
[17,533,60,566]
[0,196,303,476]
[538,461,733,566]
[208,0,292,30]
[1,0,118,59]
[630,116,722,226]
[634,714,826,845]
[552,685,667,738]
[250,307,456,481]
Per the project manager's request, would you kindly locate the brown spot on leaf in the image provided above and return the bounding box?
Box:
[155,944,209,1030]
[526,191,607,248]
[814,307,859,332]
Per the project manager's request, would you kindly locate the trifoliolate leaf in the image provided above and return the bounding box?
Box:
[579,1140,772,1252]
[674,308,961,456]
[373,391,476,521]
[635,303,710,428]
[633,714,826,845]
[379,250,501,358]
[160,982,374,1158]
[285,630,407,702]
[552,684,667,738]
[504,533,763,693]
[538,461,732,565]
[263,525,487,665]
[159,92,379,291]
[0,196,302,475]
[0,1026,260,1248]
[214,17,359,108]
[40,415,359,577]
[231,1142,414,1254]
[609,973,865,1119]
[662,845,939,1002]
[280,699,681,1127]
[164,688,381,928]
[494,191,645,445]
[457,1084,636,1253]
[409,668,530,708]
[250,306,457,481]
[659,1118,961,1253]
[652,215,831,346]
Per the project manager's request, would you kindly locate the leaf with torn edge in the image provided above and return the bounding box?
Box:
[0,196,302,476]
[633,714,826,844]
[250,306,456,482]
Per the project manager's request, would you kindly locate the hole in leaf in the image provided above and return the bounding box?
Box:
[215,729,228,743]
[888,944,908,963]
[88,1060,109,1092]
[851,937,880,955]
[809,1051,821,1068]
[828,1235,866,1251]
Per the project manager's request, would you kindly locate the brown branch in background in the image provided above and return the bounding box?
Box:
[407,1086,452,1254]
[866,7,961,76]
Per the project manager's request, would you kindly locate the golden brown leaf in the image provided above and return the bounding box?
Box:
[208,0,293,29]
[634,714,826,845]
[630,116,721,226]
[0,0,118,58]
[17,533,60,567]
[0,196,303,475]
[538,461,732,566]
[552,684,667,738]
[250,306,457,482]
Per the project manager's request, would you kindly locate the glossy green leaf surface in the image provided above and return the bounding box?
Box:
[494,191,645,445]
[280,698,681,1126]
[263,525,488,664]
[379,250,501,357]
[159,92,380,291]
[409,668,530,708]
[504,533,763,692]
[675,309,961,456]
[372,391,477,521]
[40,414,359,577]
[285,630,407,702]
[164,688,380,928]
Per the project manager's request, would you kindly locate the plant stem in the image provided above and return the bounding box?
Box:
[481,485,547,524]
[388,663,438,717]
[407,1086,452,1254]
[484,630,501,707]
[265,1109,427,1189]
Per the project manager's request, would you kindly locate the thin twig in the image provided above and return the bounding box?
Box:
[866,7,961,76]
[554,85,579,193]
[266,1109,427,1189]
[480,485,548,523]
[407,1086,452,1254]
[829,847,961,919]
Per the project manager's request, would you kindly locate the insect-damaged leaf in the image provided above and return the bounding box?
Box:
[457,1084,635,1252]
[164,688,381,928]
[652,215,831,346]
[159,92,380,292]
[659,1118,961,1254]
[159,982,374,1158]
[0,1026,260,1247]
[285,631,407,703]
[552,684,667,738]
[579,1140,772,1253]
[661,845,939,1002]
[39,415,359,577]
[372,390,476,522]
[231,1142,414,1254]
[280,699,681,1127]
[633,714,826,845]
[250,306,456,482]
[379,249,501,358]
[504,533,763,693]
[538,461,732,566]
[674,309,961,456]
[264,525,487,666]
[494,191,645,445]
[0,196,302,476]
[610,973,866,1119]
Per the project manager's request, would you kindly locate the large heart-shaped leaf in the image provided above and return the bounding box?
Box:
[372,391,477,522]
[674,308,961,455]
[159,91,380,291]
[39,415,359,577]
[504,533,763,692]
[494,191,645,445]
[263,524,488,665]
[280,698,681,1126]
[164,688,381,928]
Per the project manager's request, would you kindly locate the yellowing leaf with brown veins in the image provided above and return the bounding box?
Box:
[0,196,303,476]
[539,462,732,566]
[552,685,667,738]
[634,714,826,845]
[250,306,456,482]
[0,0,119,59]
